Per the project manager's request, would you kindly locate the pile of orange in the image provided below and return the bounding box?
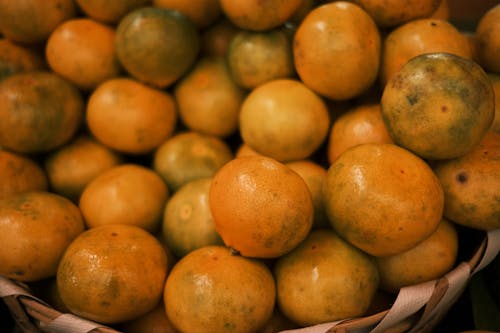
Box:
[0,1,498,332]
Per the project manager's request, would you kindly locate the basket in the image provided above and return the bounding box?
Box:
[1,228,499,333]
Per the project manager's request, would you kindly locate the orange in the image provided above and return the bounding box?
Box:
[380,18,473,86]
[0,0,77,44]
[75,0,152,24]
[259,308,298,333]
[376,218,458,293]
[430,0,450,20]
[286,160,329,229]
[219,0,303,31]
[227,28,295,89]
[0,71,84,154]
[475,4,500,73]
[0,191,85,282]
[164,245,276,333]
[432,130,500,231]
[209,155,313,258]
[200,18,240,58]
[0,149,48,200]
[174,56,245,138]
[239,79,330,162]
[352,0,440,27]
[153,0,221,29]
[294,1,381,100]
[235,143,262,158]
[44,135,123,202]
[119,302,178,333]
[86,77,177,154]
[115,7,200,88]
[381,52,495,160]
[274,229,379,326]
[488,73,500,133]
[326,103,393,164]
[153,131,233,192]
[324,143,444,257]
[0,38,46,81]
[162,177,223,258]
[45,18,122,91]
[57,224,169,324]
[79,164,169,233]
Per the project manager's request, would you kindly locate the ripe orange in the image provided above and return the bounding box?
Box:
[174,56,245,138]
[164,245,276,333]
[153,0,222,29]
[0,191,85,282]
[162,177,223,258]
[380,18,473,86]
[0,0,77,44]
[219,0,303,31]
[44,135,123,202]
[324,143,444,257]
[352,0,440,27]
[79,164,169,233]
[0,149,48,200]
[239,79,330,162]
[227,28,295,89]
[0,38,46,81]
[235,143,262,158]
[488,73,500,133]
[153,131,233,192]
[381,52,495,160]
[86,77,177,154]
[294,1,381,100]
[45,18,122,91]
[475,4,500,73]
[326,103,393,164]
[286,160,329,229]
[432,130,500,231]
[209,155,313,258]
[57,224,169,324]
[274,229,379,326]
[200,18,240,58]
[0,71,84,154]
[115,7,200,88]
[376,218,458,293]
[119,302,178,333]
[75,0,152,24]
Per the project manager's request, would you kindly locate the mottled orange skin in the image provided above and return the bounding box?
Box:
[164,246,276,333]
[376,219,459,293]
[57,224,168,324]
[44,135,123,202]
[227,29,295,89]
[162,177,223,258]
[0,150,48,200]
[115,7,200,88]
[174,56,245,138]
[381,52,495,160]
[324,143,444,257]
[0,71,84,154]
[274,229,379,326]
[219,0,302,31]
[352,0,440,27]
[433,131,500,230]
[87,77,177,154]
[475,4,500,73]
[380,18,473,86]
[0,191,85,282]
[239,79,330,162]
[327,103,393,164]
[209,155,313,258]
[79,164,169,233]
[45,18,122,91]
[153,0,221,28]
[0,0,77,43]
[75,0,152,24]
[153,131,233,192]
[0,38,46,81]
[294,2,381,100]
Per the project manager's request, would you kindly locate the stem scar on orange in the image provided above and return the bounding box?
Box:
[209,155,314,259]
